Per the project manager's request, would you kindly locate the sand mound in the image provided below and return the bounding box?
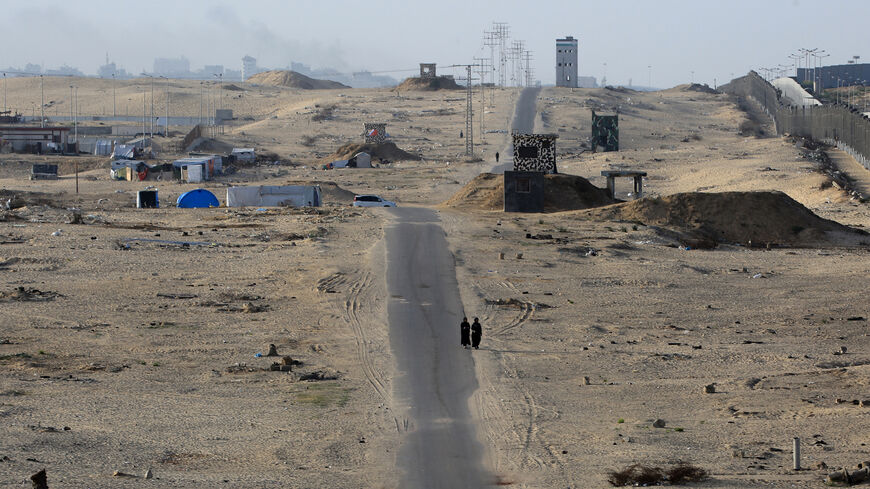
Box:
[283,180,357,203]
[682,83,719,94]
[222,84,244,91]
[323,142,421,163]
[442,173,616,212]
[247,70,349,90]
[397,76,462,91]
[580,191,865,246]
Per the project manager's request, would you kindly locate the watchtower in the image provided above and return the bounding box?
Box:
[364,123,387,144]
[511,132,558,174]
[419,63,437,79]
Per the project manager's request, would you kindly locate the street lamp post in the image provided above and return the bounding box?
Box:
[647,65,651,88]
[199,81,203,125]
[3,72,6,115]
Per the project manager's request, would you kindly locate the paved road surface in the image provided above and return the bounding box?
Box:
[386,207,489,488]
[385,88,541,487]
[492,86,542,174]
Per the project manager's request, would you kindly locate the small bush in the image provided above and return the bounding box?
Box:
[607,462,706,486]
[617,418,625,424]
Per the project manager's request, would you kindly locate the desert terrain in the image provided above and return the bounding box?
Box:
[1,75,869,488]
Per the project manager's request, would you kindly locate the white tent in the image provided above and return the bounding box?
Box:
[226,185,322,207]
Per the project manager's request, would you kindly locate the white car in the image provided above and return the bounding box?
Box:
[352,194,397,207]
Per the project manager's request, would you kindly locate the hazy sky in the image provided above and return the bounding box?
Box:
[2,0,868,87]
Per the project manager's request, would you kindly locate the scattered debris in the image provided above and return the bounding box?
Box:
[0,287,61,302]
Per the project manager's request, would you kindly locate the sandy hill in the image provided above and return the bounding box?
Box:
[442,172,616,212]
[397,76,462,91]
[578,191,866,247]
[247,70,349,90]
[322,142,421,163]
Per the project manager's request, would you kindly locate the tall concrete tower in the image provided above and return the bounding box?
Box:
[242,55,257,81]
[556,36,578,88]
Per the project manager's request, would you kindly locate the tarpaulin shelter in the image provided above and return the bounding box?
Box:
[177,189,220,208]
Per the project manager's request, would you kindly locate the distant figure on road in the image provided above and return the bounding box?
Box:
[471,318,482,349]
[495,151,500,163]
[459,130,463,139]
[460,317,471,348]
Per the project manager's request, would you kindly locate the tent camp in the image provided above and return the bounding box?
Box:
[177,189,220,208]
[226,185,321,207]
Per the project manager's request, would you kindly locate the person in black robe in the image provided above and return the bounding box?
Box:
[471,318,482,349]
[460,317,471,348]
[495,151,500,163]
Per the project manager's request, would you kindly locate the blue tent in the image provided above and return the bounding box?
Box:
[177,189,220,208]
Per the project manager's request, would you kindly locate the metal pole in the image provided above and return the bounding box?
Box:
[40,75,44,127]
[199,82,203,125]
[142,87,146,149]
[165,77,169,136]
[793,437,800,470]
[112,73,116,117]
[74,86,77,147]
[149,76,153,141]
[3,72,6,114]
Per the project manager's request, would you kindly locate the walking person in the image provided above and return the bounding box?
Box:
[460,317,471,349]
[495,151,500,163]
[471,317,482,350]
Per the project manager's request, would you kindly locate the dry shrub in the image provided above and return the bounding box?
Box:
[666,463,707,484]
[300,135,318,147]
[607,462,706,486]
[739,119,765,137]
[607,464,664,486]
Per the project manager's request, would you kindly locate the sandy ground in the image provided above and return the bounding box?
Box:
[1,78,870,487]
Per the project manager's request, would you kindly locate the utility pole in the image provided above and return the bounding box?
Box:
[40,75,44,128]
[3,72,6,115]
[466,64,473,156]
[524,50,534,87]
[473,57,491,139]
[112,73,116,117]
[493,22,510,87]
[162,76,168,136]
[74,86,77,147]
[199,82,203,125]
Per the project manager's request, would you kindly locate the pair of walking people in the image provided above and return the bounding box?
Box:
[460,317,482,349]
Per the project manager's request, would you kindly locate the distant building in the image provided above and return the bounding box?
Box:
[242,56,259,81]
[556,36,578,88]
[201,65,224,77]
[154,57,191,77]
[577,76,597,88]
[45,65,84,77]
[797,63,870,90]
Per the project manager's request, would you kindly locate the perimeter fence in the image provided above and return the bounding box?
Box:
[722,71,870,170]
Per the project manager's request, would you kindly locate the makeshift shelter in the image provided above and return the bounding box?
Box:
[94,140,114,156]
[172,156,219,182]
[326,152,372,169]
[30,164,58,180]
[226,185,322,207]
[231,148,255,163]
[177,189,220,208]
[112,144,137,159]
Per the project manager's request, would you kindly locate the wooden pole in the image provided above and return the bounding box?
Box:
[75,161,78,194]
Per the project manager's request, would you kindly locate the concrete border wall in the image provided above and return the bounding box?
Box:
[723,71,870,170]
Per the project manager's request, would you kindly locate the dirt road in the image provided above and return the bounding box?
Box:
[492,86,541,174]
